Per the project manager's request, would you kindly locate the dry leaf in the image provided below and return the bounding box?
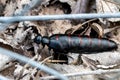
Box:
[82,51,120,65]
[71,0,91,24]
[0,0,120,80]
[46,63,97,80]
[4,1,17,16]
[91,23,104,37]
[0,0,7,5]
[59,0,76,8]
[96,0,120,22]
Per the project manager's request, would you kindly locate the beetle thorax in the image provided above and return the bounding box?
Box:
[41,37,49,45]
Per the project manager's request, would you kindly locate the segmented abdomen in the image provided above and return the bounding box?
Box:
[49,34,117,53]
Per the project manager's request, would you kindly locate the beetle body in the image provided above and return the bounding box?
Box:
[34,34,117,54]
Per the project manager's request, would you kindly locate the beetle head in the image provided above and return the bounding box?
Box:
[34,34,42,44]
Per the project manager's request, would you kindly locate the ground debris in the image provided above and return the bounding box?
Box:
[0,0,120,80]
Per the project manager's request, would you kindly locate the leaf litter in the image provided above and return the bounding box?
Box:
[0,0,120,80]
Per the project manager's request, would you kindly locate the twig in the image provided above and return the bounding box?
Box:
[46,60,67,63]
[40,69,120,80]
[16,55,38,80]
[104,26,120,34]
[40,56,53,64]
[72,19,97,34]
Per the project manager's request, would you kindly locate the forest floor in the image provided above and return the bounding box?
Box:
[0,0,120,80]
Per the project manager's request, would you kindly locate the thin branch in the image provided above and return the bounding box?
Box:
[72,19,97,34]
[41,68,120,80]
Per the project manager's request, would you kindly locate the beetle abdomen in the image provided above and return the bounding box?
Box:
[49,34,117,53]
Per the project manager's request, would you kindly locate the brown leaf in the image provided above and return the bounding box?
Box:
[0,38,31,57]
[71,0,91,24]
[96,0,120,22]
[91,23,104,37]
[4,1,17,16]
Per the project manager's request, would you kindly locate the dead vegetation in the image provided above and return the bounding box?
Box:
[0,0,120,80]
